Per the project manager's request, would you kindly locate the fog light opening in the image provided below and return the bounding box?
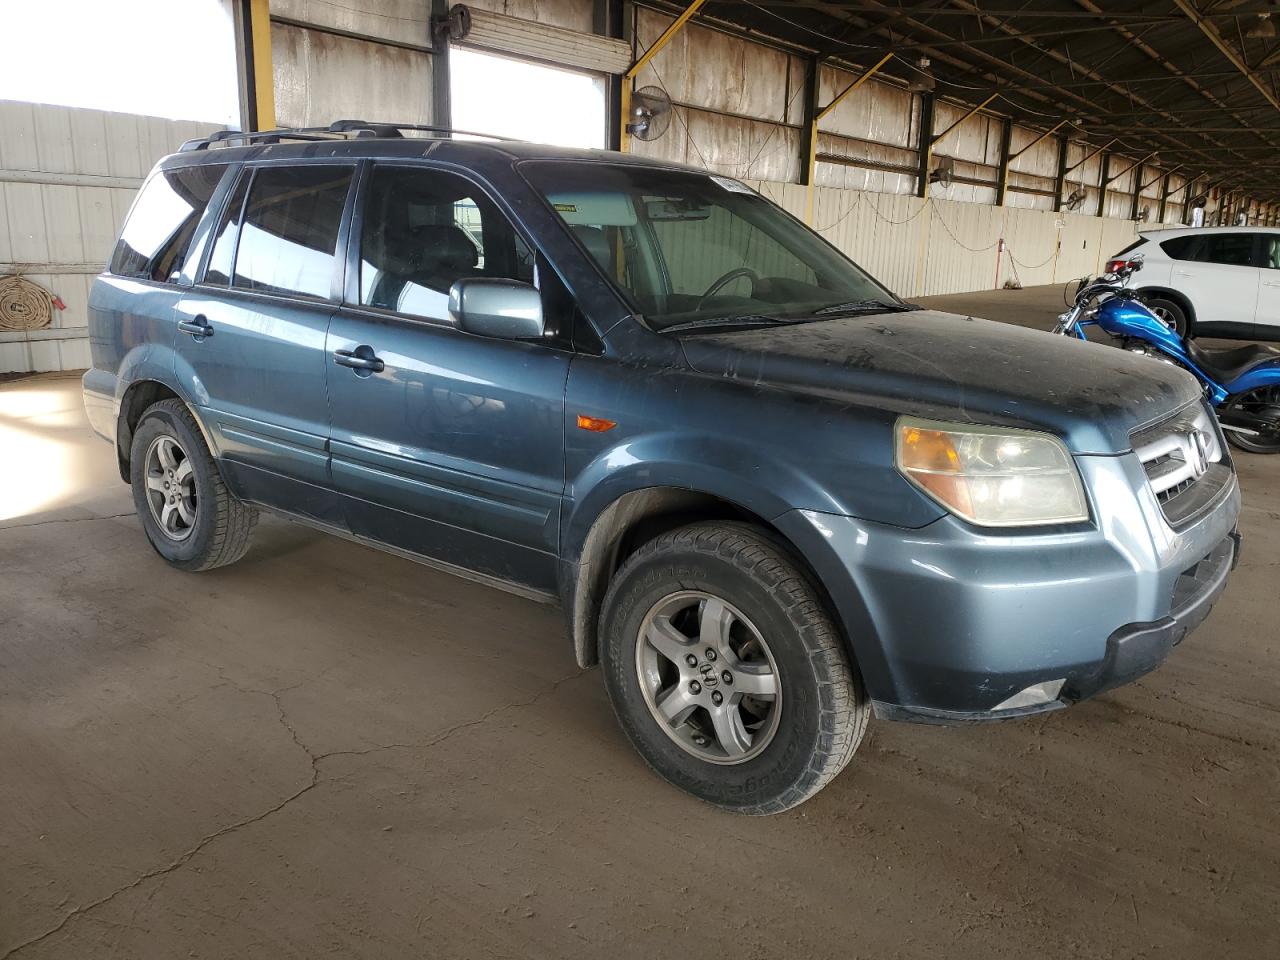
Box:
[993,679,1066,712]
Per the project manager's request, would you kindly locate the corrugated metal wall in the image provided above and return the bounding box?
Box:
[629,6,804,184]
[626,4,1197,233]
[0,101,216,374]
[752,180,1138,299]
[271,0,434,129]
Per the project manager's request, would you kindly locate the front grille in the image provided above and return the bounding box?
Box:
[1131,403,1232,528]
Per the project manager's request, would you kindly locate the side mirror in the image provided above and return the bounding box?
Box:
[448,278,544,340]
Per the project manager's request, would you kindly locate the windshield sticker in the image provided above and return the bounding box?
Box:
[710,175,755,195]
[553,202,578,213]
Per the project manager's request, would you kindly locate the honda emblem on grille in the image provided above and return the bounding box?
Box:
[1188,431,1210,479]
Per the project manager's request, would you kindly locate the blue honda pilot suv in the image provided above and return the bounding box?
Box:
[83,123,1241,814]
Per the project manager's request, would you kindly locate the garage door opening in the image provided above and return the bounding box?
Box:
[450,47,606,149]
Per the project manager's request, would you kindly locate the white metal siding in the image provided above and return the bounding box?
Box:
[0,101,216,374]
[750,180,1137,300]
[271,23,433,129]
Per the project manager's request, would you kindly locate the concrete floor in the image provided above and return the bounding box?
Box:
[2,286,1278,959]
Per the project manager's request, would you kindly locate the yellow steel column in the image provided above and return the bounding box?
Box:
[620,0,706,153]
[805,51,893,225]
[249,0,275,131]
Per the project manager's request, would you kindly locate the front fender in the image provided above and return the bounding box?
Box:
[562,432,844,561]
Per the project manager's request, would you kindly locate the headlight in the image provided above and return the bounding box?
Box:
[895,418,1088,527]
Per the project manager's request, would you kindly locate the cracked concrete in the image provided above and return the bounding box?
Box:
[2,287,1279,959]
[2,668,586,960]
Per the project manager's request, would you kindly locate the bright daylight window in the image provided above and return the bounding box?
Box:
[0,0,239,125]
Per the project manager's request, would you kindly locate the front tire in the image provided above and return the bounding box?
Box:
[599,522,869,815]
[129,399,258,570]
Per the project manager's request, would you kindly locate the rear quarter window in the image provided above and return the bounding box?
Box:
[110,164,228,282]
[1160,235,1205,261]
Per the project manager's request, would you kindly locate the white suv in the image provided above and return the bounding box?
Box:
[1106,226,1280,341]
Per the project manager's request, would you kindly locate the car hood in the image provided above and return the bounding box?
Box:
[677,309,1202,454]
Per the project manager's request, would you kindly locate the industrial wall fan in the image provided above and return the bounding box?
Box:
[1064,188,1087,211]
[628,86,672,141]
[929,155,955,188]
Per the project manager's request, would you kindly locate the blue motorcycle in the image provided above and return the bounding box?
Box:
[1054,256,1280,454]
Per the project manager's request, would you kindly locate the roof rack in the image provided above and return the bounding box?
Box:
[179,120,520,152]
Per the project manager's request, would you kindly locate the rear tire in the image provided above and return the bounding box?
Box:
[1223,386,1280,454]
[1141,295,1189,338]
[129,399,258,570]
[598,522,869,815]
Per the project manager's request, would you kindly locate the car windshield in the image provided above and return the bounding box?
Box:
[520,161,905,331]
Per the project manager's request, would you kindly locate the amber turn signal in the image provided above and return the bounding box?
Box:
[576,414,617,432]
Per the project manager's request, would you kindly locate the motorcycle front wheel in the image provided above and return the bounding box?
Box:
[1222,386,1280,454]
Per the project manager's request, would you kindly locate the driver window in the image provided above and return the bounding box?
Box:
[359,166,535,321]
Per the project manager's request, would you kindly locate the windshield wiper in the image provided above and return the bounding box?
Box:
[659,314,787,334]
[812,298,919,316]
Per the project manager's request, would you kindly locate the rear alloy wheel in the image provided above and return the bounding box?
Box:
[1141,296,1189,338]
[142,435,198,541]
[129,399,258,570]
[599,522,869,815]
[1223,386,1280,454]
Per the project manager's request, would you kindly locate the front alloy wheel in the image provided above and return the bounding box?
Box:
[636,591,781,764]
[599,522,870,815]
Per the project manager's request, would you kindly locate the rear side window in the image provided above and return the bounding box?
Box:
[1203,234,1255,266]
[110,164,228,281]
[1160,235,1203,261]
[1161,232,1255,266]
[228,165,354,299]
[357,165,535,321]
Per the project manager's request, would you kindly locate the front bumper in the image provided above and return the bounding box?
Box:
[775,451,1241,723]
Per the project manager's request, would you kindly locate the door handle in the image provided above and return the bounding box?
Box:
[177,315,214,339]
[333,347,385,373]
[1174,270,1193,278]
[1265,279,1280,287]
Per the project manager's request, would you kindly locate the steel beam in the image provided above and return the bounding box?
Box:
[1052,134,1069,213]
[915,92,936,199]
[994,119,1013,206]
[917,92,998,200]
[804,51,893,222]
[1097,151,1110,219]
[1174,0,1280,115]
[999,118,1062,206]
[1065,138,1115,175]
[620,0,706,153]
[798,57,820,191]
[234,0,275,131]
